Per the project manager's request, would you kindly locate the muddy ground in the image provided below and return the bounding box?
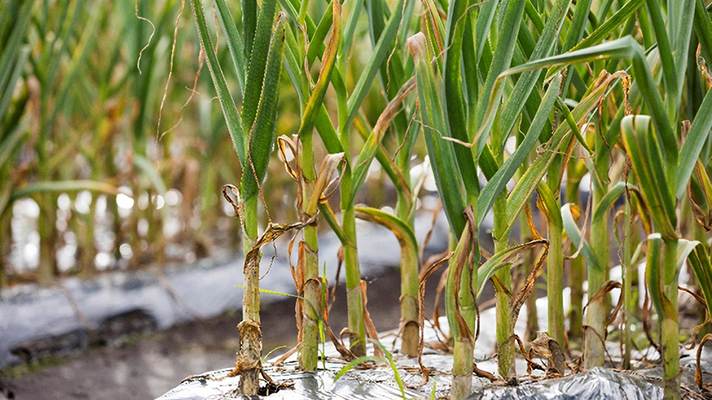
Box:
[0,266,449,400]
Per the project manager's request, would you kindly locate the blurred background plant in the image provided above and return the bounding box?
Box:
[0,0,310,289]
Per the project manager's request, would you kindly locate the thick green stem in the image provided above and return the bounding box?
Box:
[661,239,680,399]
[584,136,610,369]
[645,236,681,399]
[489,108,513,378]
[334,14,366,355]
[584,202,608,369]
[237,319,262,396]
[451,337,474,400]
[621,199,638,369]
[493,190,514,378]
[354,205,419,357]
[300,132,320,371]
[239,194,261,396]
[565,176,584,343]
[394,119,419,355]
[546,155,565,348]
[446,227,476,400]
[242,194,259,322]
[547,214,564,346]
[300,221,320,369]
[341,169,365,356]
[519,213,539,342]
[516,135,539,342]
[341,217,366,353]
[399,231,420,357]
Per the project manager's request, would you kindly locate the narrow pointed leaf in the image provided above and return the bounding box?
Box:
[476,240,547,299]
[645,234,666,320]
[442,0,479,199]
[474,0,527,151]
[676,89,712,199]
[281,25,343,154]
[502,73,616,239]
[694,0,712,62]
[306,0,334,65]
[687,244,712,317]
[476,74,561,225]
[0,0,35,97]
[570,0,644,53]
[561,203,601,272]
[474,0,499,63]
[298,0,341,137]
[621,115,677,240]
[242,17,287,199]
[0,46,28,120]
[562,0,592,53]
[190,0,246,164]
[491,36,676,166]
[213,0,246,88]
[499,0,570,145]
[242,0,279,135]
[0,122,26,168]
[243,0,257,59]
[344,0,405,130]
[354,206,418,253]
[645,2,677,117]
[44,2,103,133]
[351,78,415,203]
[409,33,466,236]
[669,0,696,95]
[537,181,562,229]
[591,182,638,222]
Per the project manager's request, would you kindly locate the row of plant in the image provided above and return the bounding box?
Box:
[189,0,712,399]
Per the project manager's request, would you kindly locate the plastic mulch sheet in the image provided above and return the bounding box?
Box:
[157,362,674,400]
[469,368,663,400]
[156,303,712,400]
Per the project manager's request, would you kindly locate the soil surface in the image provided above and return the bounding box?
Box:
[0,265,449,400]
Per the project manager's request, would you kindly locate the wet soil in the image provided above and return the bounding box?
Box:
[0,265,449,400]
